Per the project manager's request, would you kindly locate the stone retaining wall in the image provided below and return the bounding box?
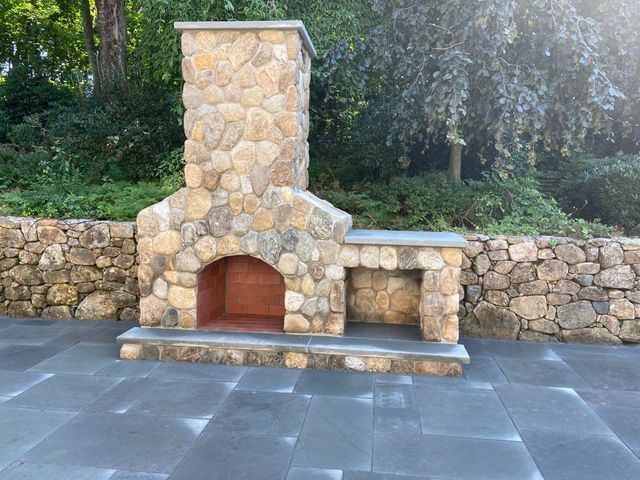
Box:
[1,215,639,345]
[0,217,139,321]
[460,234,640,344]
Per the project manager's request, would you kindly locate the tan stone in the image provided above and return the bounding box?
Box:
[271,161,293,186]
[351,269,372,289]
[231,142,256,174]
[244,110,272,141]
[195,31,216,52]
[375,291,390,310]
[232,63,257,88]
[290,209,309,230]
[418,249,445,270]
[301,275,315,297]
[168,285,196,309]
[214,60,234,86]
[257,68,278,97]
[219,171,240,191]
[360,246,380,269]
[76,290,118,321]
[181,32,196,56]
[365,357,391,373]
[264,94,286,113]
[284,313,310,333]
[509,295,548,320]
[610,298,635,319]
[184,164,203,188]
[240,86,264,107]
[274,112,298,137]
[179,310,196,329]
[508,241,538,261]
[420,271,440,292]
[179,55,194,84]
[252,208,274,231]
[285,291,305,311]
[194,237,217,262]
[184,188,212,221]
[152,277,168,299]
[379,246,398,270]
[258,30,286,43]
[192,54,214,71]
[440,267,459,296]
[203,169,220,190]
[46,284,78,306]
[203,84,224,104]
[278,253,298,275]
[442,315,459,343]
[285,85,300,111]
[152,231,181,255]
[37,225,66,245]
[285,352,308,368]
[388,277,405,294]
[217,235,239,255]
[371,271,388,290]
[120,344,142,360]
[383,311,405,324]
[184,140,209,164]
[255,141,279,166]
[217,103,245,122]
[243,194,260,214]
[442,248,462,267]
[229,33,259,70]
[391,290,419,314]
[220,123,244,151]
[228,192,244,215]
[286,32,301,59]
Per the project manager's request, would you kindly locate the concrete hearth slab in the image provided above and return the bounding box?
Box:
[345,229,468,247]
[116,328,469,365]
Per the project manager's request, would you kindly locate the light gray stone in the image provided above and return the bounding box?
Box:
[557,301,597,329]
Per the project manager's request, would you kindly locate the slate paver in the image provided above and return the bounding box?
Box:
[521,430,640,480]
[0,317,639,479]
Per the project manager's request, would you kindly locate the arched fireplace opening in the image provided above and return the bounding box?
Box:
[197,255,286,333]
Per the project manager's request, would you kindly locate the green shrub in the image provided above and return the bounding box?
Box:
[319,170,615,238]
[0,148,54,190]
[46,89,183,183]
[550,154,640,235]
[0,180,176,221]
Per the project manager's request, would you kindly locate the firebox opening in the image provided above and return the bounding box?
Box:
[197,256,286,333]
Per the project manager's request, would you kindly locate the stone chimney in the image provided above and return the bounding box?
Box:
[136,21,352,334]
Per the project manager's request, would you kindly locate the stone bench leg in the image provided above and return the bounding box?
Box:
[419,249,462,343]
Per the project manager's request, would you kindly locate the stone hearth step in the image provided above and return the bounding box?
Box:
[117,328,469,376]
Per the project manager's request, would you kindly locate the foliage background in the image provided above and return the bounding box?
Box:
[0,0,638,237]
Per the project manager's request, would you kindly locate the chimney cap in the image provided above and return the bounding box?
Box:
[174,20,316,58]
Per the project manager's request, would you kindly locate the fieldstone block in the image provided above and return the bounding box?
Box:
[557,301,597,329]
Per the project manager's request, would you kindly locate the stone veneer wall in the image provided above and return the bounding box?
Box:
[0,217,139,321]
[460,235,640,344]
[1,215,639,346]
[347,268,422,325]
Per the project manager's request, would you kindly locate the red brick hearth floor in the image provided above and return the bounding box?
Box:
[198,313,284,333]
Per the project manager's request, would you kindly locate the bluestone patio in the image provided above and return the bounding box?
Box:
[1,317,640,479]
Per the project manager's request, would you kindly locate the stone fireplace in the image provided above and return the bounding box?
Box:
[122,20,469,375]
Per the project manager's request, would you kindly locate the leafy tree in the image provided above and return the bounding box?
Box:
[0,0,87,83]
[129,0,285,88]
[367,0,626,181]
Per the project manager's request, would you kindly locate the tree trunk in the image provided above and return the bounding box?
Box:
[95,0,127,93]
[448,143,462,183]
[80,0,100,90]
